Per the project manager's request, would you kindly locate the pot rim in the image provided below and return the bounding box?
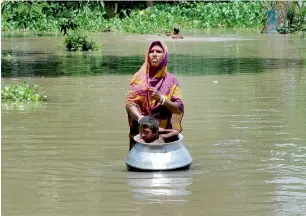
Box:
[133,133,184,146]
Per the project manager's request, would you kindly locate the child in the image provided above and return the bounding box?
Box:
[136,115,179,144]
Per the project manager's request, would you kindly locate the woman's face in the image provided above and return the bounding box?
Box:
[149,45,164,68]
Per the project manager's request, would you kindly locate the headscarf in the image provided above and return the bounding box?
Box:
[126,40,184,133]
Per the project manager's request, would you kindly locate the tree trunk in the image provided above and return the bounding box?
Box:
[275,1,289,26]
[104,1,118,18]
[174,0,187,5]
[261,1,289,33]
[146,0,153,8]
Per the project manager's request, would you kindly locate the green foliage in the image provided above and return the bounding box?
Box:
[1,51,13,71]
[1,1,266,34]
[1,1,107,33]
[1,51,13,61]
[1,82,47,102]
[1,1,57,32]
[59,16,79,35]
[277,23,306,34]
[121,2,266,33]
[64,31,101,51]
[277,1,306,34]
[1,1,304,34]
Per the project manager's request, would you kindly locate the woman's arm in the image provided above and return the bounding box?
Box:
[148,87,183,115]
[126,104,144,122]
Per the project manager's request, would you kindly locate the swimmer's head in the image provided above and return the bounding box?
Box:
[174,27,180,34]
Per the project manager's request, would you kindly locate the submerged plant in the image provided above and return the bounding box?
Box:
[64,30,101,51]
[1,82,47,102]
[1,51,13,61]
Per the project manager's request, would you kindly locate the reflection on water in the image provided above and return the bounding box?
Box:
[2,33,306,77]
[2,53,305,77]
[1,101,47,111]
[127,171,193,203]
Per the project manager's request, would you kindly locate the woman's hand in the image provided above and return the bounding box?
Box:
[148,87,182,114]
[148,87,162,102]
[126,104,144,122]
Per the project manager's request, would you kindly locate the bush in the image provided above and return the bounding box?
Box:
[120,2,266,34]
[1,82,47,102]
[64,30,101,51]
[1,1,304,35]
[1,51,12,61]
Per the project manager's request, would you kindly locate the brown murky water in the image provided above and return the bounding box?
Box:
[2,31,306,216]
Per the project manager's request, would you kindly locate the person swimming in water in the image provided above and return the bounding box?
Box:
[172,27,184,39]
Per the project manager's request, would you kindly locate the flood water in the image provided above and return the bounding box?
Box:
[1,31,306,216]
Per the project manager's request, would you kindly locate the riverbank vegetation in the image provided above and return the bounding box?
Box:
[64,31,101,51]
[1,82,47,102]
[2,1,305,36]
[1,51,12,61]
[277,1,306,34]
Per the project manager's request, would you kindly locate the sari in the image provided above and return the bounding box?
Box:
[125,40,184,150]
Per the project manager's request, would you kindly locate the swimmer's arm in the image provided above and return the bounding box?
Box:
[159,128,179,139]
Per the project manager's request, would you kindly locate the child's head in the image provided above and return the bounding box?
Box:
[173,27,180,35]
[138,115,159,143]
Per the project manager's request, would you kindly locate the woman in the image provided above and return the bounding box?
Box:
[125,40,184,151]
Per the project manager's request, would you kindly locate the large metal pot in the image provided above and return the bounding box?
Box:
[125,134,192,171]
